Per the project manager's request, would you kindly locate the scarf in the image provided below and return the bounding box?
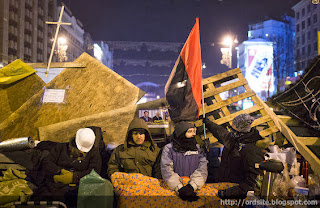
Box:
[172,132,197,152]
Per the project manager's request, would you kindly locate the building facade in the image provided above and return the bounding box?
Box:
[93,41,113,69]
[0,0,57,66]
[248,16,295,93]
[58,5,86,62]
[292,0,320,72]
[107,41,183,98]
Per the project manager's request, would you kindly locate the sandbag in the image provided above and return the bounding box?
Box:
[77,170,113,208]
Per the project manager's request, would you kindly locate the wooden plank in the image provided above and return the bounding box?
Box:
[214,105,264,125]
[203,68,241,85]
[27,62,86,68]
[212,85,231,120]
[255,95,320,175]
[251,115,273,127]
[277,115,300,126]
[205,83,229,119]
[200,90,256,115]
[203,79,247,98]
[297,137,320,146]
[238,73,277,130]
[260,126,279,137]
[195,104,264,126]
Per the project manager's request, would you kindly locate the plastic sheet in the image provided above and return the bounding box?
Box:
[0,137,35,152]
[78,170,113,208]
[272,162,292,197]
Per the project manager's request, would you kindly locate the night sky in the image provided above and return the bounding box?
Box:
[61,0,300,78]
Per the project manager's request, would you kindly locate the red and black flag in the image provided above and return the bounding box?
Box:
[165,18,202,123]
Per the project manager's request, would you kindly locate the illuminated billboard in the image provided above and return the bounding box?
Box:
[244,43,274,99]
[237,39,275,100]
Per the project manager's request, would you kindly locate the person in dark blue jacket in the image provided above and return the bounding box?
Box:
[161,121,208,202]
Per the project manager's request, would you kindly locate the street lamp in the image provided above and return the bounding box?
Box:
[220,35,238,69]
[57,37,68,62]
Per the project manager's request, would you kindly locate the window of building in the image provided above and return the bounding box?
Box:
[302,34,305,45]
[296,36,300,46]
[308,44,311,55]
[308,17,311,27]
[308,4,311,13]
[302,8,305,17]
[296,24,300,32]
[314,14,318,23]
[308,31,311,40]
[315,42,318,51]
[302,47,305,55]
[297,48,300,57]
[302,21,305,30]
[296,62,301,70]
[296,12,300,20]
[314,28,318,38]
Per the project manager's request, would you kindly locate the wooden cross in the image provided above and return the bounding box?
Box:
[45,6,72,77]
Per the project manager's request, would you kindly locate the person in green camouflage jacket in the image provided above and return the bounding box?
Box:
[107,118,161,179]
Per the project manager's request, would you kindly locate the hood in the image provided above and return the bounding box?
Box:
[124,118,157,150]
[174,121,195,138]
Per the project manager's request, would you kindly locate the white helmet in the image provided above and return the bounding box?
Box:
[75,128,95,152]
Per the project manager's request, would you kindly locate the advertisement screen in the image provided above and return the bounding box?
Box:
[138,109,169,128]
[245,45,274,98]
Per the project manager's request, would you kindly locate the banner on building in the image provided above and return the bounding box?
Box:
[245,45,274,98]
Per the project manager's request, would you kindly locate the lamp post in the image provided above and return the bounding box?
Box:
[220,35,238,69]
[57,37,68,62]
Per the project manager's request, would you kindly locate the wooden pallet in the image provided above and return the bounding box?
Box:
[194,68,320,175]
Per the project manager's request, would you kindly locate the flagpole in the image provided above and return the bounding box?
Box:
[201,75,207,140]
[197,17,208,150]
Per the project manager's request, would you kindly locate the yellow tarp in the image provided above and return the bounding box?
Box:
[0,59,36,84]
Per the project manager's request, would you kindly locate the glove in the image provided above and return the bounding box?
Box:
[53,169,73,184]
[202,117,210,125]
[178,184,199,202]
[218,186,247,199]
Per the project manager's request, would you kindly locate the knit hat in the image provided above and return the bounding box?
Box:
[174,121,195,138]
[232,114,254,132]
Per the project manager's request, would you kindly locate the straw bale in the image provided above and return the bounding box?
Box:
[38,105,137,144]
[0,73,45,123]
[0,53,145,141]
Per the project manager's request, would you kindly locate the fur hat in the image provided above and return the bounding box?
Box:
[232,114,254,132]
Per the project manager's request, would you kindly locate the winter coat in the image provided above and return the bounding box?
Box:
[161,142,208,192]
[107,118,161,178]
[32,136,101,201]
[42,138,102,184]
[205,119,265,198]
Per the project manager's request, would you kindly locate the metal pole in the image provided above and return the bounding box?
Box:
[230,42,232,69]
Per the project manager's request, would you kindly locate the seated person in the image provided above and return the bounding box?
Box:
[140,111,153,122]
[153,112,163,122]
[203,114,268,199]
[161,121,208,202]
[107,118,161,179]
[33,127,101,205]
